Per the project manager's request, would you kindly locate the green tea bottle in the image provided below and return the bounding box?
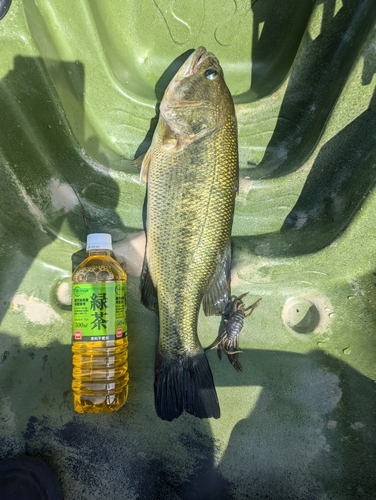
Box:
[71,233,129,413]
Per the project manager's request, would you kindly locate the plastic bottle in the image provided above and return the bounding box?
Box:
[71,233,129,413]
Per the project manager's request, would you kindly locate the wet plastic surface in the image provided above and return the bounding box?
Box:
[0,1,376,498]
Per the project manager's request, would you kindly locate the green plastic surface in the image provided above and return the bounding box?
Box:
[1,1,376,498]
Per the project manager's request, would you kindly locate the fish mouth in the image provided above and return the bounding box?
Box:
[180,47,220,78]
[193,47,218,72]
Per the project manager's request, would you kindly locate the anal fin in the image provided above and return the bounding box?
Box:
[140,256,158,314]
[202,242,232,316]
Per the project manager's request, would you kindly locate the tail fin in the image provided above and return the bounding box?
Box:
[154,352,220,421]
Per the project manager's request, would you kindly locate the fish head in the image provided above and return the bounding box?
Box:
[160,47,234,139]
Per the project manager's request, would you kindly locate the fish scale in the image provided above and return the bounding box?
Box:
[141,47,238,420]
[148,124,236,349]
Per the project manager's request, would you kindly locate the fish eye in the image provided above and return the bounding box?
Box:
[205,69,219,80]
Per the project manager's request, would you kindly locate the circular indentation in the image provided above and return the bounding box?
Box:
[98,270,111,280]
[75,272,86,283]
[54,278,72,309]
[283,298,320,334]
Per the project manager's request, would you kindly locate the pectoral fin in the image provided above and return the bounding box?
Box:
[121,156,143,175]
[202,242,231,316]
[140,148,152,183]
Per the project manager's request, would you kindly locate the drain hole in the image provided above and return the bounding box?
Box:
[283,299,320,334]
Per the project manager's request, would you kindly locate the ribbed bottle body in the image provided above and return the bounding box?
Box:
[72,251,129,413]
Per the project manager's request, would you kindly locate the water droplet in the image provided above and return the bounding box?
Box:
[342,344,353,356]
[317,341,326,348]
[58,120,62,126]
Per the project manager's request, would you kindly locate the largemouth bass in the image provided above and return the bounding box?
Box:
[140,47,238,421]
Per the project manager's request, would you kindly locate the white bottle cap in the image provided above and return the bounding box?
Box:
[86,233,113,251]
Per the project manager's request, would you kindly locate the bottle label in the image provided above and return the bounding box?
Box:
[72,281,127,342]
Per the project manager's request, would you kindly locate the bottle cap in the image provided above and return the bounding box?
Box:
[86,233,112,251]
